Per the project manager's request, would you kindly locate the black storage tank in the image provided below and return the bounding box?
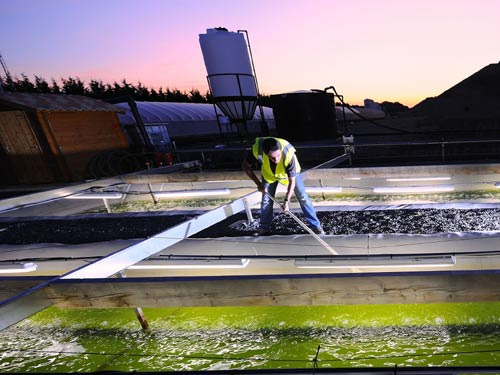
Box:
[270,90,337,141]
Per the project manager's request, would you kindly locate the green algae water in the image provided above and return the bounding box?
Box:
[2,303,500,372]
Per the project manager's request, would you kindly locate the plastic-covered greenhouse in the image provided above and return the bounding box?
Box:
[115,102,274,149]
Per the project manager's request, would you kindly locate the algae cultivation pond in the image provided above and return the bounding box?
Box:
[2,303,500,372]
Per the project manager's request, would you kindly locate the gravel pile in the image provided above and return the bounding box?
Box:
[2,208,500,245]
[0,215,191,245]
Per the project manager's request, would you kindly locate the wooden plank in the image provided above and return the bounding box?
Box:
[0,110,52,183]
[46,111,128,151]
[39,110,76,181]
[111,112,130,147]
[0,277,53,301]
[41,111,129,179]
[47,270,500,308]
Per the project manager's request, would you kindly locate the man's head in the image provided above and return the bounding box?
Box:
[262,137,282,164]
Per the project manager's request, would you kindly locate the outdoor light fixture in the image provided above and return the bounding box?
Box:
[305,187,343,193]
[373,185,455,194]
[154,189,231,198]
[294,255,456,269]
[128,258,250,270]
[66,192,124,199]
[0,262,38,274]
[65,191,124,213]
[206,180,242,183]
[386,177,451,182]
[343,176,362,180]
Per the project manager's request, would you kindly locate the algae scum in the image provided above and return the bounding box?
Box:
[2,303,500,371]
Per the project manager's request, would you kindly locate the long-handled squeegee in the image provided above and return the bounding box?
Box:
[265,193,338,255]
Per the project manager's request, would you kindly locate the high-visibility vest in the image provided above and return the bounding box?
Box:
[252,137,301,185]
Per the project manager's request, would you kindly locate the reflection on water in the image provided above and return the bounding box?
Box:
[2,303,500,372]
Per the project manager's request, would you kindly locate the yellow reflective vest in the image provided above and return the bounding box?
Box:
[252,137,301,185]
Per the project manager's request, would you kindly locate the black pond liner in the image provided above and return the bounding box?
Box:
[1,209,500,245]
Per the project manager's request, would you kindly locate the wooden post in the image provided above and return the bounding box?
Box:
[133,307,149,332]
[118,271,149,332]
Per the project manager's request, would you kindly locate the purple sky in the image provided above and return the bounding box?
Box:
[2,0,499,107]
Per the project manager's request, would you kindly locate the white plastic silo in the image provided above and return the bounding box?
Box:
[199,28,258,122]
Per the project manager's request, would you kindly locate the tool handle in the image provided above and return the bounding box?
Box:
[265,192,338,255]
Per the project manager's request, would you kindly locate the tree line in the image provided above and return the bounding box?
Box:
[0,74,211,103]
[0,74,406,112]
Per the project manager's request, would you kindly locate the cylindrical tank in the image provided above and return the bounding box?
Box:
[270,90,337,141]
[199,28,258,121]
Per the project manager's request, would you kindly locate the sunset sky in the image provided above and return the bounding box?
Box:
[2,0,499,107]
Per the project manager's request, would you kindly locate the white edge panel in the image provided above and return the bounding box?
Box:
[0,177,122,213]
[61,191,262,279]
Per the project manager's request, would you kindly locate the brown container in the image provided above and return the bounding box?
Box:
[0,93,127,184]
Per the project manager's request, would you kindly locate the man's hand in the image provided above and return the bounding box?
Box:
[257,181,266,193]
[281,200,289,212]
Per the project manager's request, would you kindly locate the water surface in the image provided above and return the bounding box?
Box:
[2,303,500,372]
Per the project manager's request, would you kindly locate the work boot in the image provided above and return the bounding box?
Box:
[312,226,325,235]
[253,229,271,236]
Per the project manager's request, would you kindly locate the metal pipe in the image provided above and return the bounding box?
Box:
[102,198,111,213]
[167,138,500,155]
[103,96,153,152]
[147,183,158,204]
[9,250,500,263]
[243,198,254,225]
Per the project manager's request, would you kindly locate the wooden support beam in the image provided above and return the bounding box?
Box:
[118,271,149,332]
[0,277,53,301]
[46,270,500,308]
